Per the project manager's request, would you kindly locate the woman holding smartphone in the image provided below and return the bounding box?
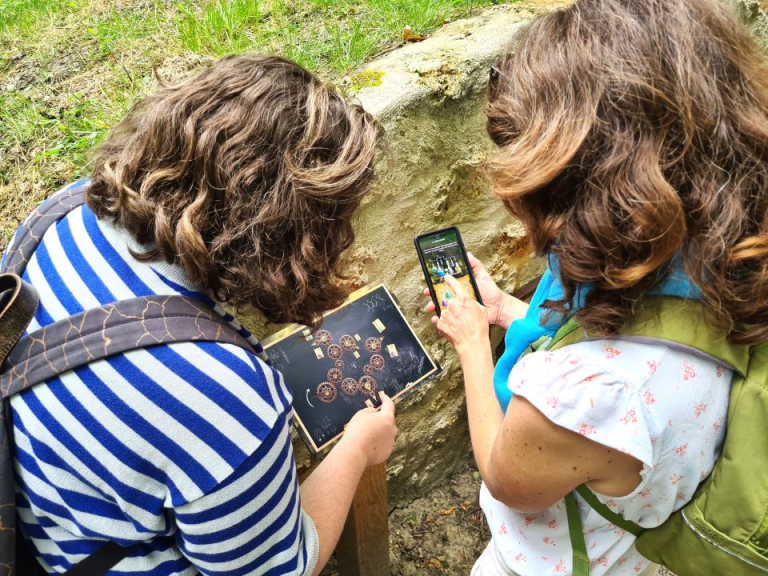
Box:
[425,0,768,574]
[7,55,396,576]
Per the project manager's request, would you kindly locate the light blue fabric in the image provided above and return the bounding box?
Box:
[493,255,702,412]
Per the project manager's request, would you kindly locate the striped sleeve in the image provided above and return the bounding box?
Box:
[173,409,320,576]
[162,345,319,576]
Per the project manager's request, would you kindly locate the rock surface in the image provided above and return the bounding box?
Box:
[238,3,556,506]
[344,5,546,507]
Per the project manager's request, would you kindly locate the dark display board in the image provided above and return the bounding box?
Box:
[263,284,441,456]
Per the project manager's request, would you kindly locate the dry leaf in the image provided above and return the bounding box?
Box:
[402,25,425,43]
[428,558,443,570]
[440,506,456,516]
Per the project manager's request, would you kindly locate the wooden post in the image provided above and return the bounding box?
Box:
[335,463,390,576]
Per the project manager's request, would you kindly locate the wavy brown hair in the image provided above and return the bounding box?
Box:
[487,0,768,343]
[88,55,381,326]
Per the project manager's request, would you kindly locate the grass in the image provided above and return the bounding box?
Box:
[177,0,264,55]
[0,0,526,247]
[0,0,74,34]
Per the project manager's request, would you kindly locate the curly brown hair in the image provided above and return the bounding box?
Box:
[487,0,768,344]
[88,55,381,326]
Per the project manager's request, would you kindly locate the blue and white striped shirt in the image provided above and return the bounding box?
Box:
[6,181,320,575]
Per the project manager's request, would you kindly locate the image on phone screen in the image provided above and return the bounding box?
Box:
[416,228,481,313]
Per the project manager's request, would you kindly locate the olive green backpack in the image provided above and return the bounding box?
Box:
[533,297,768,576]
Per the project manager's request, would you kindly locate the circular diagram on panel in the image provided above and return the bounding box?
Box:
[359,375,377,396]
[335,359,345,369]
[327,344,343,360]
[315,329,333,346]
[341,378,359,396]
[370,354,385,370]
[317,382,337,403]
[365,337,383,353]
[339,335,357,351]
[327,368,343,383]
[363,364,373,375]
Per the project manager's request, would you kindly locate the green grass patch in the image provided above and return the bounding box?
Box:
[87,6,166,57]
[174,0,502,73]
[177,0,263,54]
[0,0,74,35]
[0,0,515,243]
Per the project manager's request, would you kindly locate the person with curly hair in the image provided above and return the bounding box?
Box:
[6,55,395,575]
[425,0,768,574]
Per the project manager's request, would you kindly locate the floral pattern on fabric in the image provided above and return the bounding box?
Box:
[481,339,731,576]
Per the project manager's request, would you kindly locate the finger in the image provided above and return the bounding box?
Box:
[467,252,483,270]
[426,301,436,312]
[423,288,430,296]
[431,315,439,327]
[443,274,468,297]
[379,391,395,415]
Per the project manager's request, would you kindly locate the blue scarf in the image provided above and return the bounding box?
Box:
[493,255,702,412]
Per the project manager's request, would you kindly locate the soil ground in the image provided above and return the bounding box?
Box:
[320,457,489,576]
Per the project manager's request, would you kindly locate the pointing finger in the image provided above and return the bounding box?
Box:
[443,274,468,297]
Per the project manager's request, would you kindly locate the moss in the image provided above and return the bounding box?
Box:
[349,69,384,90]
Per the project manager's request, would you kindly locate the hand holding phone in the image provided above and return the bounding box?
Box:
[414,226,483,316]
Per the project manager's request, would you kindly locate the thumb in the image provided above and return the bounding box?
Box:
[378,391,395,416]
[467,252,483,271]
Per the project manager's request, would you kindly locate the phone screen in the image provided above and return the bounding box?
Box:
[416,228,481,313]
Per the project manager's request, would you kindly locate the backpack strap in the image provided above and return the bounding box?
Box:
[0,275,39,368]
[565,492,591,576]
[0,275,39,576]
[565,487,646,576]
[1,294,255,399]
[1,180,88,277]
[1,294,256,575]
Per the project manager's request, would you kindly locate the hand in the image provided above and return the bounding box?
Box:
[422,253,527,329]
[432,275,490,356]
[466,252,506,323]
[342,391,397,467]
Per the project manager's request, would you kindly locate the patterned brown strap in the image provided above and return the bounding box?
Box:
[0,294,255,399]
[0,276,39,576]
[1,181,88,277]
[0,275,39,371]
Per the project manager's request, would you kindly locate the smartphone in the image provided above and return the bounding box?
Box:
[414,226,483,317]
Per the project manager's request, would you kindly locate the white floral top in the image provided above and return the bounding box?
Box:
[480,339,731,575]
